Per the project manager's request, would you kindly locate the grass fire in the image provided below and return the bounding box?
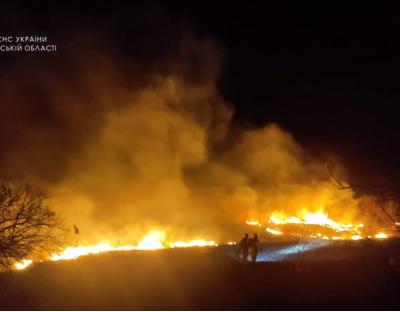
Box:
[2,1,400,310]
[14,230,218,271]
[249,210,395,241]
[13,207,396,272]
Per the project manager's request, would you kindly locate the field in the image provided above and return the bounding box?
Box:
[1,239,400,310]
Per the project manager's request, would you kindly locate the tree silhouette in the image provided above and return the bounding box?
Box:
[0,181,61,269]
[327,164,400,226]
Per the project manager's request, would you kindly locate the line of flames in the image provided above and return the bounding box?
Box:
[247,210,391,241]
[15,230,220,270]
[15,211,395,271]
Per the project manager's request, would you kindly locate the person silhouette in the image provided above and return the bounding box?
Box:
[238,233,250,262]
[249,233,262,262]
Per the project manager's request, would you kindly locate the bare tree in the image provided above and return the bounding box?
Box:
[0,181,62,269]
[327,163,400,226]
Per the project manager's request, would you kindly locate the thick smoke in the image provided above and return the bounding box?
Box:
[0,34,373,244]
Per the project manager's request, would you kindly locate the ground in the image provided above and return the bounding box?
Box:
[1,239,400,310]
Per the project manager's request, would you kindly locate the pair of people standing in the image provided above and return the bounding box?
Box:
[238,233,261,262]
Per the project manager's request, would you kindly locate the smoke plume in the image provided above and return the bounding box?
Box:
[0,33,372,244]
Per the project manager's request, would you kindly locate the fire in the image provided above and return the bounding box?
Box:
[50,230,166,261]
[246,209,391,241]
[14,211,394,271]
[50,243,136,261]
[266,227,283,235]
[374,233,388,239]
[246,221,261,227]
[264,210,368,240]
[14,230,218,271]
[14,259,32,270]
[269,210,358,232]
[170,240,217,248]
[135,230,165,250]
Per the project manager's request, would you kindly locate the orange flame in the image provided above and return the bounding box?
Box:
[266,227,283,235]
[248,209,391,241]
[14,230,218,270]
[14,259,33,270]
[374,233,388,239]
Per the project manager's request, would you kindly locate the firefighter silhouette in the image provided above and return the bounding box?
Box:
[249,233,262,262]
[238,233,250,261]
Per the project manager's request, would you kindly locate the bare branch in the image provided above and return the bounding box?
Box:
[0,181,62,269]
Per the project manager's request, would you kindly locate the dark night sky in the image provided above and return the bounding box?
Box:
[1,1,400,193]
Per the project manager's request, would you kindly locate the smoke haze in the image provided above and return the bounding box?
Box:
[0,30,373,244]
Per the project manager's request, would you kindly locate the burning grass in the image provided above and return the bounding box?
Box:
[13,208,399,271]
[14,230,218,271]
[15,208,398,271]
[248,209,397,241]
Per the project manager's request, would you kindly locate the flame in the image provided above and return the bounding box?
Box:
[374,232,388,239]
[50,230,166,261]
[14,259,32,270]
[50,243,137,261]
[14,211,393,271]
[269,210,357,232]
[14,230,218,271]
[245,209,391,241]
[267,210,367,240]
[135,230,166,250]
[266,227,283,235]
[170,240,217,248]
[246,221,261,227]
